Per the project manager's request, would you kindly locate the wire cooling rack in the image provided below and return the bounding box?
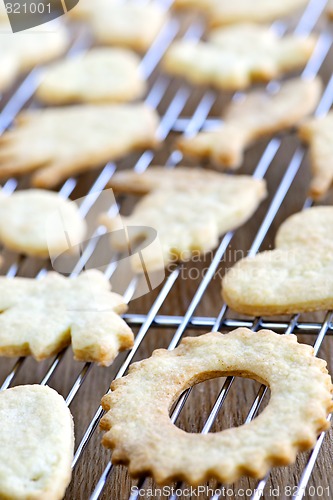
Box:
[0,0,333,499]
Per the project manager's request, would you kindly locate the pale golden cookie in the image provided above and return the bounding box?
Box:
[37,47,146,105]
[174,0,309,27]
[0,104,159,188]
[275,206,333,250]
[299,111,333,200]
[0,188,86,257]
[0,385,74,500]
[179,77,321,169]
[327,0,333,19]
[222,243,333,316]
[101,167,266,272]
[0,270,134,366]
[101,328,333,485]
[70,0,167,52]
[164,24,316,90]
[0,22,69,91]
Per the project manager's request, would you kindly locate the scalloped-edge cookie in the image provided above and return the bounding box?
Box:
[0,385,74,500]
[0,270,134,366]
[178,77,321,169]
[0,22,69,92]
[163,24,316,90]
[36,47,146,105]
[0,188,86,257]
[101,167,267,272]
[0,104,159,188]
[299,111,333,200]
[173,0,309,27]
[70,0,167,52]
[100,328,333,485]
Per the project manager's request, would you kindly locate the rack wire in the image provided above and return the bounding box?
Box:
[0,0,333,499]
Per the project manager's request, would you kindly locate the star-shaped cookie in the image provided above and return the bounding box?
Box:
[0,270,134,366]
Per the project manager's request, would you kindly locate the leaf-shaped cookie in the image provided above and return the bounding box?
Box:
[299,111,333,200]
[179,77,321,169]
[36,48,146,105]
[0,385,74,500]
[164,24,316,90]
[173,0,309,27]
[222,207,333,315]
[0,270,134,366]
[0,23,69,92]
[70,0,167,52]
[0,188,86,257]
[101,167,267,272]
[0,104,159,188]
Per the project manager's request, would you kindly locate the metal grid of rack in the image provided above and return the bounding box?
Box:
[0,0,333,498]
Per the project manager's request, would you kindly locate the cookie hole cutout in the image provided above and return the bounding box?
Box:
[172,376,270,433]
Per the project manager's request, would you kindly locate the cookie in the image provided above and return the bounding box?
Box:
[101,167,267,272]
[164,24,316,90]
[173,0,309,27]
[299,111,333,200]
[0,385,74,500]
[178,77,321,169]
[0,104,159,188]
[222,206,333,315]
[70,0,167,52]
[0,22,69,92]
[327,0,333,19]
[0,188,86,258]
[223,244,333,315]
[36,47,146,105]
[275,206,333,250]
[0,270,134,366]
[101,328,333,485]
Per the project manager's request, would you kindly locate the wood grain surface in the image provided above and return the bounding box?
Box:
[0,4,333,500]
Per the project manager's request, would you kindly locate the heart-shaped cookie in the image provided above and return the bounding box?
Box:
[222,207,333,315]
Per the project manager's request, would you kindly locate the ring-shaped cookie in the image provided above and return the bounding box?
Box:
[101,328,333,485]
